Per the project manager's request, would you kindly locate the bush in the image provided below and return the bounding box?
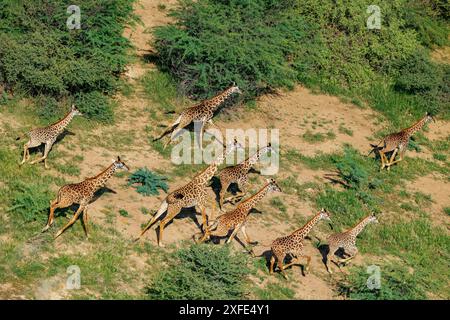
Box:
[75,91,114,123]
[127,168,168,196]
[7,182,53,223]
[0,0,135,120]
[154,0,449,121]
[146,244,250,299]
[153,0,314,99]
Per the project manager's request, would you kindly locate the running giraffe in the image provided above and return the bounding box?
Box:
[17,104,82,169]
[218,143,273,209]
[136,139,242,247]
[325,214,378,274]
[155,84,242,148]
[254,209,331,279]
[42,157,129,239]
[369,112,434,170]
[196,178,281,246]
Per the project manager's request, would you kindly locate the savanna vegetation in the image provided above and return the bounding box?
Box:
[0,0,449,301]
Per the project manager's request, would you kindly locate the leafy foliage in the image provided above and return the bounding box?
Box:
[154,0,449,121]
[127,168,168,196]
[7,182,53,222]
[153,0,314,99]
[0,0,136,121]
[146,244,250,299]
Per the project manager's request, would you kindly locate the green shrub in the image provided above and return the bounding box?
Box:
[75,91,114,123]
[127,167,168,196]
[153,0,314,99]
[146,244,250,299]
[0,0,136,120]
[339,265,426,300]
[7,182,53,223]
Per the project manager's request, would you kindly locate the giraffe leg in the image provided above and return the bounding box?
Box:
[387,150,405,167]
[325,245,338,274]
[269,255,276,274]
[54,205,84,239]
[20,142,30,165]
[277,258,288,279]
[339,247,358,265]
[205,119,225,146]
[198,205,208,231]
[157,205,181,247]
[283,255,311,274]
[219,181,231,210]
[379,151,387,170]
[136,200,168,240]
[195,221,218,243]
[42,199,60,232]
[240,225,258,245]
[30,141,52,168]
[225,225,241,244]
[81,207,89,239]
[155,115,181,142]
[386,148,398,171]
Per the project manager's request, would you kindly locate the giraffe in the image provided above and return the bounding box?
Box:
[42,157,129,239]
[154,84,242,149]
[259,209,331,279]
[325,214,378,274]
[17,104,82,169]
[196,178,281,247]
[218,143,274,209]
[369,112,434,170]
[136,139,243,247]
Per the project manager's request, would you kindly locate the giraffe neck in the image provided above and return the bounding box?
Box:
[348,216,372,238]
[293,212,322,239]
[194,145,235,185]
[241,146,270,171]
[403,115,429,137]
[90,163,117,190]
[240,182,271,213]
[52,109,76,132]
[207,86,236,111]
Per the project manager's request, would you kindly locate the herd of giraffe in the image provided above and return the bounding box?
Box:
[15,84,435,278]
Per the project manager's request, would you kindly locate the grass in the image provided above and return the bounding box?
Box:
[302,130,336,143]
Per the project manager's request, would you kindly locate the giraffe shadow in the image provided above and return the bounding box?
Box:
[210,176,245,206]
[155,207,204,243]
[317,244,347,270]
[256,250,309,277]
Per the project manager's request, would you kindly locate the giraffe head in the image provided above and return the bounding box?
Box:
[229,82,242,95]
[425,112,436,123]
[318,208,332,222]
[113,156,129,171]
[368,213,379,224]
[225,138,244,153]
[266,178,282,193]
[71,104,83,116]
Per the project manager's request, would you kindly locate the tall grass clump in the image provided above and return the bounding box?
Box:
[338,264,427,300]
[146,244,250,299]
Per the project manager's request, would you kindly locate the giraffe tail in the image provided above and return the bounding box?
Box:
[368,141,385,156]
[135,200,168,241]
[249,241,273,257]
